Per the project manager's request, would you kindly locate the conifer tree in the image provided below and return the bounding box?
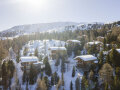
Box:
[109,48,120,67]
[106,54,110,64]
[45,58,52,76]
[43,56,48,64]
[61,58,65,73]
[61,72,64,86]
[29,64,37,84]
[22,66,27,83]
[54,72,59,85]
[7,60,15,78]
[50,72,59,86]
[85,79,89,89]
[40,72,43,80]
[51,75,54,86]
[72,66,75,77]
[105,82,109,90]
[2,61,8,89]
[0,43,7,61]
[89,70,94,81]
[75,77,80,90]
[115,67,120,78]
[34,48,38,57]
[81,76,87,90]
[70,81,73,90]
[16,50,20,63]
[103,38,106,50]
[44,76,50,89]
[7,60,15,88]
[113,76,120,90]
[98,51,104,66]
[23,47,28,56]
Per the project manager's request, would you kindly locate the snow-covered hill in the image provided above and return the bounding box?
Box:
[0,22,104,37]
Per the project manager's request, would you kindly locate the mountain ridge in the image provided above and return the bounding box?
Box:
[1,21,120,37]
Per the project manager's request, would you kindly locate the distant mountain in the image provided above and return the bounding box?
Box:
[0,22,78,37]
[0,22,107,37]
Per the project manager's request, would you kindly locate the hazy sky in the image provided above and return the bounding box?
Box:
[0,0,120,31]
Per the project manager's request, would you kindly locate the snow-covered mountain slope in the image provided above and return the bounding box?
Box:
[0,22,104,37]
[0,22,78,37]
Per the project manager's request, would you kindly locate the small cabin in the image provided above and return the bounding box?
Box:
[66,40,81,46]
[85,41,103,51]
[20,56,39,70]
[33,61,45,70]
[97,36,104,42]
[48,47,67,60]
[77,35,88,39]
[74,55,97,71]
[67,40,80,44]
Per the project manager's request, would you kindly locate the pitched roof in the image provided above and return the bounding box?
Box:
[116,49,120,53]
[49,47,66,51]
[20,56,38,63]
[74,55,97,61]
[67,40,80,43]
[87,41,103,45]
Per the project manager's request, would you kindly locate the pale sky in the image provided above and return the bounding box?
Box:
[0,0,120,31]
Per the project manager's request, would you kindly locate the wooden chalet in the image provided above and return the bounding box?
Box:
[74,55,97,71]
[48,47,67,60]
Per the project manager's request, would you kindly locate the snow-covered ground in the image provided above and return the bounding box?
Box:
[21,39,66,59]
[11,39,83,90]
[50,53,83,90]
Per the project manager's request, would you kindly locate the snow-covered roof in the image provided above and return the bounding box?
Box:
[116,49,120,53]
[97,36,104,38]
[94,61,98,63]
[67,40,80,43]
[74,55,97,61]
[103,51,109,55]
[109,48,120,54]
[20,56,38,63]
[106,44,110,46]
[87,41,103,45]
[49,47,67,51]
[82,35,87,36]
[33,61,43,65]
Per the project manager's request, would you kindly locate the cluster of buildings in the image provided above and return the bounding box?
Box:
[20,40,67,71]
[20,37,119,71]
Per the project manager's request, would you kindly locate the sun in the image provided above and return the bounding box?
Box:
[18,0,48,10]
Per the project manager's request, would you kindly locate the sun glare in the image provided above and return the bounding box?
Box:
[18,0,48,10]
